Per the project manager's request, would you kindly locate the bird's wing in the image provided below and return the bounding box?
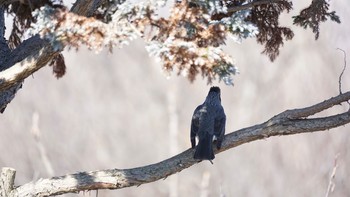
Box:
[214,106,226,149]
[190,104,202,148]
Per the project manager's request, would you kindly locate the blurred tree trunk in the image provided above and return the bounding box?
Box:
[168,84,179,197]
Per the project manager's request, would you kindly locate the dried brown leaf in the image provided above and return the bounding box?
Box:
[49,53,66,79]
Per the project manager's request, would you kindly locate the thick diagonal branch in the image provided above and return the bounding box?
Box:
[0,0,103,112]
[4,91,350,197]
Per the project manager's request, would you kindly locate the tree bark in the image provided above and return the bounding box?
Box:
[1,91,350,196]
[0,168,16,197]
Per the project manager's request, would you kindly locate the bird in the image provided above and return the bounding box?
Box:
[190,86,226,162]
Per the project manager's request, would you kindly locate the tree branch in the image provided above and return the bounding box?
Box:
[227,0,286,13]
[71,0,102,16]
[0,0,12,6]
[0,37,55,113]
[0,5,22,113]
[0,45,57,91]
[0,5,10,67]
[272,91,350,120]
[0,0,103,89]
[0,0,103,112]
[3,91,350,196]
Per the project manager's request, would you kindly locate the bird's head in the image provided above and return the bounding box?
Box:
[209,86,221,94]
[205,86,221,104]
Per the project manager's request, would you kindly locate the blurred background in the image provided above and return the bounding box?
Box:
[1,1,350,196]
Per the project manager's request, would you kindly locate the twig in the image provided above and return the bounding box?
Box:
[336,48,350,109]
[337,48,347,94]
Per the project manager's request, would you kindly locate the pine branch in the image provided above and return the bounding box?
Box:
[227,0,287,13]
[2,91,350,196]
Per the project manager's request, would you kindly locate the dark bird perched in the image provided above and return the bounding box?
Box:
[190,86,226,162]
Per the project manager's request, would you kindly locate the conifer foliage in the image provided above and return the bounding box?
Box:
[4,0,340,84]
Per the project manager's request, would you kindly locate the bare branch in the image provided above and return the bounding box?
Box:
[0,46,58,92]
[4,91,350,196]
[336,48,350,109]
[1,35,48,71]
[0,35,53,113]
[273,91,350,120]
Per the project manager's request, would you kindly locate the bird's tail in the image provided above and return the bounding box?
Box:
[194,134,214,160]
